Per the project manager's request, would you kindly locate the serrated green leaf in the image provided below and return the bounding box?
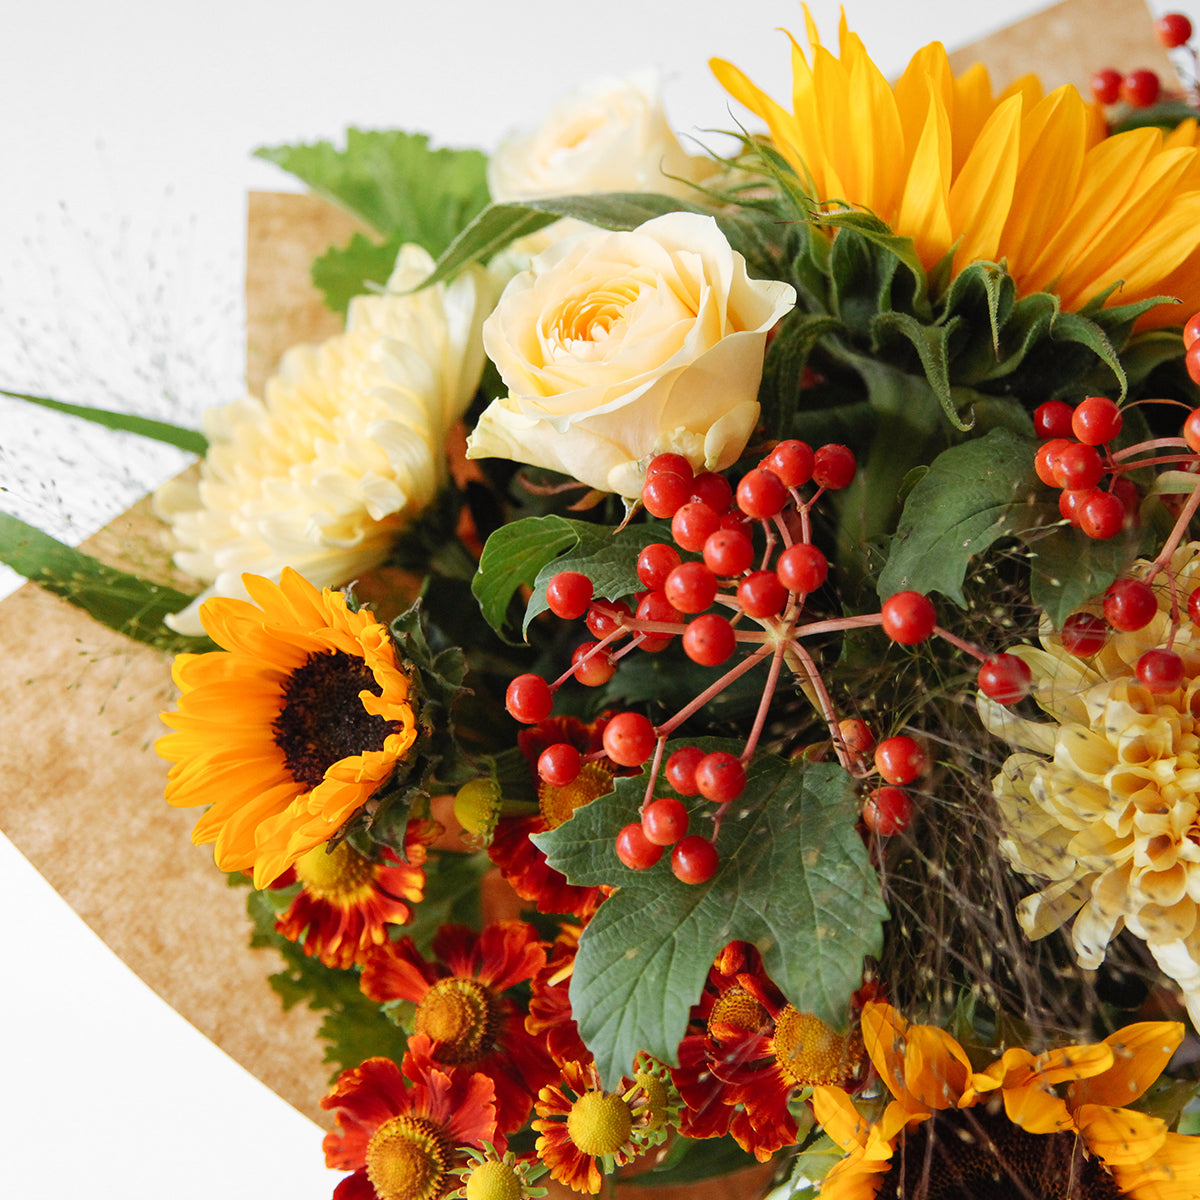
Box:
[311,232,404,315]
[0,513,207,653]
[1,389,206,454]
[256,130,490,254]
[873,311,968,431]
[1049,310,1128,400]
[525,523,665,634]
[759,311,843,440]
[877,429,1042,605]
[472,515,588,639]
[1025,523,1144,628]
[817,210,929,321]
[535,753,885,1087]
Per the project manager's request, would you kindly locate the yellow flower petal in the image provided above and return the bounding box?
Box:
[1076,1103,1169,1166]
[1068,1022,1184,1109]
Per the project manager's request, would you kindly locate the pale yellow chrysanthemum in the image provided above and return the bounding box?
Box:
[156,246,493,635]
[980,543,1200,1029]
[712,9,1200,323]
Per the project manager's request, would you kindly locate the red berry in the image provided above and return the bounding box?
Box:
[1090,67,1123,104]
[646,453,693,481]
[682,613,737,666]
[637,543,682,591]
[862,786,913,836]
[703,527,754,577]
[1156,12,1193,49]
[1071,396,1122,445]
[1111,477,1141,520]
[642,471,692,518]
[763,439,815,487]
[672,501,721,552]
[873,736,928,785]
[1184,312,1200,349]
[572,641,616,686]
[1187,342,1200,388]
[736,468,788,519]
[586,600,630,639]
[776,543,828,594]
[1079,490,1125,539]
[813,443,856,490]
[665,746,706,796]
[881,591,937,644]
[664,561,719,614]
[977,654,1033,704]
[616,823,663,869]
[694,752,747,803]
[602,711,658,766]
[837,718,876,754]
[642,797,689,846]
[635,590,683,652]
[1190,587,1200,626]
[1059,487,1091,526]
[1035,438,1073,487]
[1033,400,1075,440]
[737,570,788,618]
[1184,410,1200,455]
[546,571,594,620]
[1060,612,1107,657]
[1121,69,1161,108]
[671,836,719,884]
[1052,442,1103,490]
[506,673,553,723]
[538,743,582,786]
[1137,648,1185,693]
[1103,578,1158,631]
[690,471,733,514]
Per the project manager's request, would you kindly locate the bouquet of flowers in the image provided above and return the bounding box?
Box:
[10,4,1200,1197]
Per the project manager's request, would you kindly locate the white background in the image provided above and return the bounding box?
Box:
[0,0,1194,1195]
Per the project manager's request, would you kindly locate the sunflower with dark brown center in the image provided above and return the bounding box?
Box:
[157,569,418,888]
[813,1002,1200,1199]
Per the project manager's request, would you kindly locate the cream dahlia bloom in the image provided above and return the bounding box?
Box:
[156,246,493,635]
[980,544,1200,1028]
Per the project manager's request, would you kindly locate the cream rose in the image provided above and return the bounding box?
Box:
[488,72,715,205]
[465,212,796,497]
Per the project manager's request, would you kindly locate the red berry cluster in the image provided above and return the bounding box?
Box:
[1055,573,1195,696]
[1032,395,1139,540]
[1090,13,1194,110]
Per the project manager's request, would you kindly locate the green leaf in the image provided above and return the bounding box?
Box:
[816,210,929,320]
[1025,522,1144,628]
[878,429,1042,605]
[472,515,589,639]
[873,312,968,431]
[759,311,843,440]
[0,513,207,653]
[1049,310,1128,399]
[640,1132,763,1185]
[525,522,666,635]
[535,753,886,1087]
[310,232,404,315]
[255,130,490,253]
[1,389,206,454]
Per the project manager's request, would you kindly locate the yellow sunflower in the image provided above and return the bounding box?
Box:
[814,1001,1200,1199]
[156,568,419,888]
[712,9,1200,323]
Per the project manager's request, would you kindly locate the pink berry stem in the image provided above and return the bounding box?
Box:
[1108,437,1191,463]
[783,637,855,772]
[933,625,990,663]
[552,626,627,688]
[738,633,791,765]
[1147,476,1200,580]
[641,735,668,811]
[655,643,776,739]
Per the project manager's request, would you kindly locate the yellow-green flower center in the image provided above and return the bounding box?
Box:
[539,761,614,829]
[365,1114,451,1200]
[414,977,497,1064]
[293,840,375,902]
[463,1159,524,1200]
[566,1090,633,1157]
[707,984,771,1038]
[773,1005,859,1087]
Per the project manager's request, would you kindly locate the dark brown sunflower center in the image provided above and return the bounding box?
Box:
[414,977,499,1064]
[876,1100,1124,1200]
[273,650,399,789]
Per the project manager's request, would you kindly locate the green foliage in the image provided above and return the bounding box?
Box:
[310,232,405,315]
[397,850,490,954]
[247,888,410,1077]
[0,514,208,654]
[1025,522,1145,629]
[256,130,490,253]
[535,751,886,1088]
[639,1130,765,1185]
[878,428,1042,604]
[1,389,207,454]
